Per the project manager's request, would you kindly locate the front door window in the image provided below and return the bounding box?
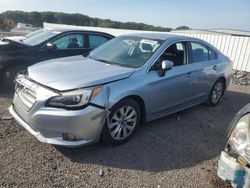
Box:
[154,42,187,70]
[52,34,84,49]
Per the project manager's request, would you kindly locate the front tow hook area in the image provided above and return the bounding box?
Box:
[218,151,250,188]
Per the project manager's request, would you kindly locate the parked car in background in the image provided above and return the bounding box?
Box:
[218,103,250,188]
[0,28,114,90]
[9,33,232,147]
[16,22,40,31]
[0,28,52,42]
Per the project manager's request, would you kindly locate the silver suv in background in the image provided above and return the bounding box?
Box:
[9,33,232,147]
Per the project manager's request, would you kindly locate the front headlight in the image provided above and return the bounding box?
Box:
[228,113,250,162]
[46,87,102,110]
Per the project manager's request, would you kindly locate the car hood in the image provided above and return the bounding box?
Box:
[28,55,135,91]
[0,38,28,51]
[3,36,26,42]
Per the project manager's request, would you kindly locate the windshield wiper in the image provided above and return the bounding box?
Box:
[94,58,108,63]
[88,55,135,68]
[89,56,114,64]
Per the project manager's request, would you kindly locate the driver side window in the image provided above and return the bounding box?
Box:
[52,34,84,49]
[154,42,187,69]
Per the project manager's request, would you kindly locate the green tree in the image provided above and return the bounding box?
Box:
[0,10,175,32]
[175,26,190,30]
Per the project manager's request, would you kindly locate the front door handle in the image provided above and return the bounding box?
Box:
[213,65,218,70]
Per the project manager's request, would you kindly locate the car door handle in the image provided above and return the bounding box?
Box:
[213,65,218,70]
[187,72,193,78]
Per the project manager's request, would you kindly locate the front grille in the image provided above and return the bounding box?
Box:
[14,78,38,111]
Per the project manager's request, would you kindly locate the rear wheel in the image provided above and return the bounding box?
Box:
[101,98,141,145]
[207,79,225,106]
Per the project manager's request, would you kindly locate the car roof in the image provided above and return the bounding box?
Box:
[46,28,114,37]
[123,32,196,41]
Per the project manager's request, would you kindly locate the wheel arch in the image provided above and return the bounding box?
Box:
[217,76,227,94]
[112,95,146,124]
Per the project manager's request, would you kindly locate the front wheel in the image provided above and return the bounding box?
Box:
[3,66,25,91]
[101,98,141,145]
[206,79,225,106]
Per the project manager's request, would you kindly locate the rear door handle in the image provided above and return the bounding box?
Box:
[187,72,193,78]
[213,65,218,70]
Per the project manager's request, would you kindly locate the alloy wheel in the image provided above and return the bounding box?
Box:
[211,81,223,104]
[108,106,137,140]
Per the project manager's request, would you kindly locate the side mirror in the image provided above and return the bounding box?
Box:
[45,42,56,50]
[158,60,173,77]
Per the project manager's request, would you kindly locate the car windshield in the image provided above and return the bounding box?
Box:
[89,36,163,68]
[23,30,60,46]
[25,29,47,38]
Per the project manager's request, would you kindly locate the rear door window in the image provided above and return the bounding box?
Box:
[89,34,109,48]
[190,42,209,63]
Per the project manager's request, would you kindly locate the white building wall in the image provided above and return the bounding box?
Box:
[44,22,250,72]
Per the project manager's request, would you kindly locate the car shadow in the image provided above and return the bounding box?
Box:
[0,90,14,99]
[0,85,248,172]
[56,89,250,172]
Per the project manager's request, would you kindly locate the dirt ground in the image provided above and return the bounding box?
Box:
[0,84,249,188]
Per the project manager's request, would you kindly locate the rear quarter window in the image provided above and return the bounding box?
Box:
[208,48,217,60]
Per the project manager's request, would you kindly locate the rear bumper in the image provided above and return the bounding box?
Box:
[218,151,250,188]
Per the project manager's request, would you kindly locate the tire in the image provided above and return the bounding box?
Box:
[206,79,225,106]
[101,98,141,145]
[3,66,24,91]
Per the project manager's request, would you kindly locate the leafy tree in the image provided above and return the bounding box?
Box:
[175,26,190,30]
[29,12,42,26]
[0,10,175,31]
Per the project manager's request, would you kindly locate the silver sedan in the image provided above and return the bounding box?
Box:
[9,33,232,147]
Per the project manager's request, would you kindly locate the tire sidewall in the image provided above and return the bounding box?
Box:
[101,98,141,145]
[208,79,225,106]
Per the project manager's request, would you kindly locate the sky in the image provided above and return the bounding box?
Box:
[0,0,250,30]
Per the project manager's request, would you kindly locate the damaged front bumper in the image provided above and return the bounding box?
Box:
[218,151,250,188]
[9,104,106,147]
[9,75,108,147]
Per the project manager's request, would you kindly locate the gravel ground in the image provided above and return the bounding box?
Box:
[0,84,249,188]
[0,31,249,187]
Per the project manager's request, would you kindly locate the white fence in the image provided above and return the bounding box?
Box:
[44,22,250,72]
